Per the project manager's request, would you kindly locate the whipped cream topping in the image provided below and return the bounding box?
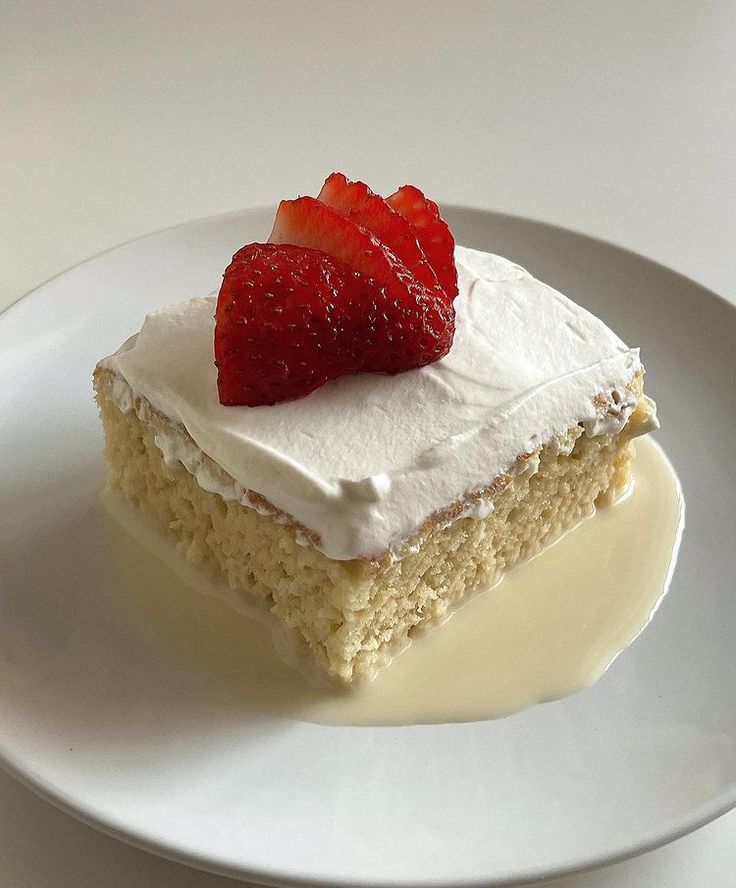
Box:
[99,246,655,560]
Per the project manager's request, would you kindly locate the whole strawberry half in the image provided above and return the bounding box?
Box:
[215,242,454,407]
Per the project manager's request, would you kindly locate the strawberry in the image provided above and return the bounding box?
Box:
[386,185,458,301]
[268,196,417,296]
[215,243,454,407]
[317,173,441,294]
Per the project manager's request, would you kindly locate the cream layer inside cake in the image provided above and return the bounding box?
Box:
[98,246,657,561]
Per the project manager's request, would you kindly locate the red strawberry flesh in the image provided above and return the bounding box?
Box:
[387,185,458,301]
[215,242,454,407]
[317,173,441,294]
[268,196,416,295]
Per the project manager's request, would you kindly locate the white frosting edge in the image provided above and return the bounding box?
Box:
[99,246,658,560]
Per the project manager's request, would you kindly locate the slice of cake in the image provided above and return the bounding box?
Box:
[94,174,657,683]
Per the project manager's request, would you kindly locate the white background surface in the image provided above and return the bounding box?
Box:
[1,1,734,886]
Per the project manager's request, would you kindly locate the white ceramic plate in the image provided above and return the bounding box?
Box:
[1,209,735,887]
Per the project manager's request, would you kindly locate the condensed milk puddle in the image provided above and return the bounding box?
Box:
[102,437,683,726]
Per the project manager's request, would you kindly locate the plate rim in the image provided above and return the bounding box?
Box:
[1,205,735,887]
[2,736,735,888]
[2,203,734,321]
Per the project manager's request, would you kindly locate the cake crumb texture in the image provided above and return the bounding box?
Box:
[95,371,636,683]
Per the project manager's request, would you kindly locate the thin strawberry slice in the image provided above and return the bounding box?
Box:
[386,185,458,301]
[215,242,454,407]
[317,172,441,294]
[268,196,419,298]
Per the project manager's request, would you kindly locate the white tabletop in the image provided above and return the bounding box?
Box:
[2,1,734,885]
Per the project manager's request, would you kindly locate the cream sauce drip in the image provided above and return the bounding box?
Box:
[102,437,683,726]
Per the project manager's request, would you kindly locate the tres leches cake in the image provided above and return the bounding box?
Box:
[94,173,658,683]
